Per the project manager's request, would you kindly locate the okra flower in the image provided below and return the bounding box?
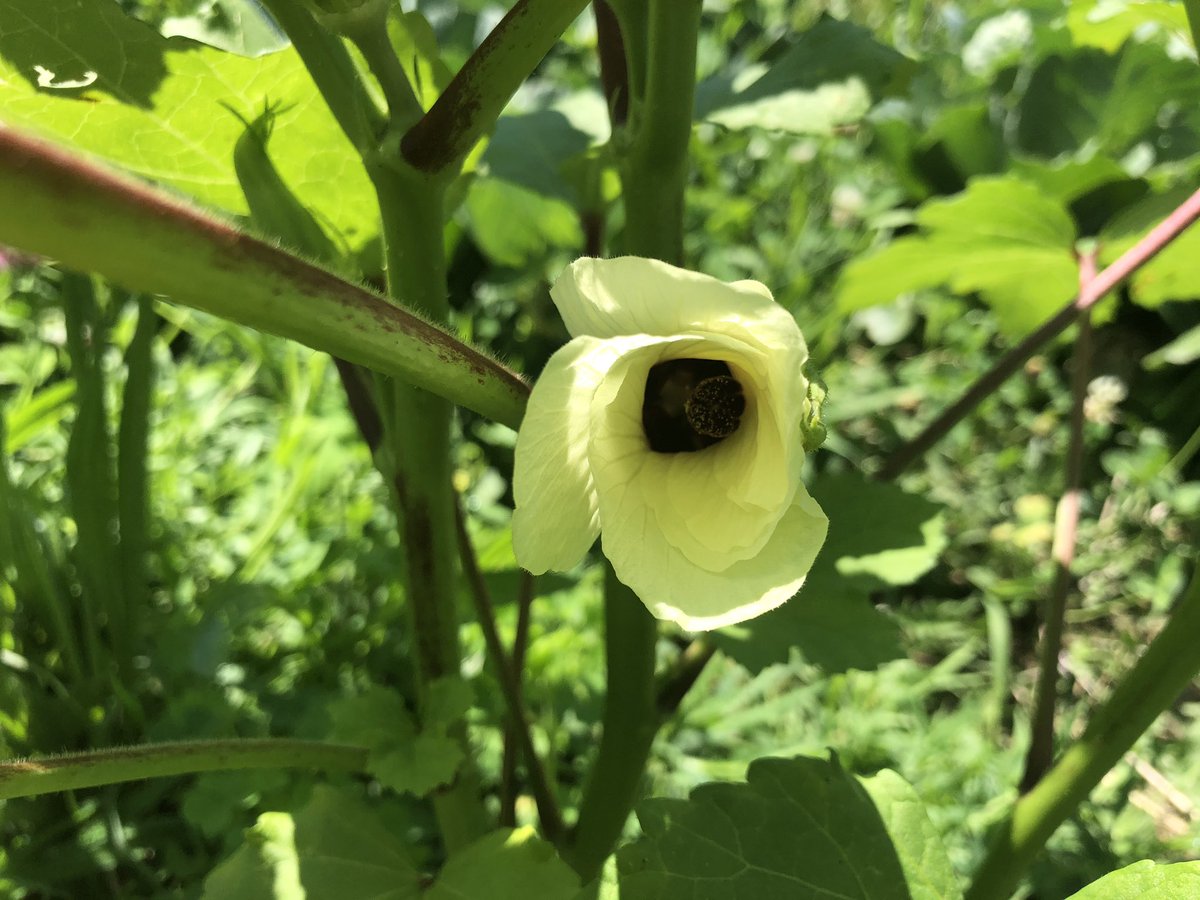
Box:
[512,257,828,631]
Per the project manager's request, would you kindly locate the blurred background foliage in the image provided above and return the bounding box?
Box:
[3,0,1200,896]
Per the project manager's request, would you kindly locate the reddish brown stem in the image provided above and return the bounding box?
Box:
[1020,250,1096,793]
[879,187,1200,479]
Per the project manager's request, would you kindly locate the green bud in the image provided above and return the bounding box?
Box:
[800,377,827,453]
[231,105,340,266]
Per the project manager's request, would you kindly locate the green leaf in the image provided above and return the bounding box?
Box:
[1101,186,1200,307]
[201,811,303,900]
[1067,0,1189,53]
[859,771,963,900]
[0,0,376,248]
[1015,42,1200,161]
[1066,861,1200,899]
[1144,324,1200,369]
[618,754,911,900]
[160,0,289,57]
[697,15,914,135]
[465,177,583,268]
[813,473,947,588]
[715,575,903,674]
[293,785,422,899]
[714,472,941,674]
[388,10,452,110]
[837,177,1078,336]
[427,828,580,900]
[483,110,594,204]
[328,685,463,796]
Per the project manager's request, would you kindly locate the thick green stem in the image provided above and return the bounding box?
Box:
[368,159,487,852]
[619,0,702,262]
[0,739,368,800]
[401,0,591,173]
[565,571,660,882]
[966,573,1200,900]
[0,129,528,428]
[566,1,702,880]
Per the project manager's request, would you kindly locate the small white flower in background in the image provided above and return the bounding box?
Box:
[511,256,828,632]
[1084,375,1127,425]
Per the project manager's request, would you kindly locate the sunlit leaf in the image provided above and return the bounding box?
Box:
[201,811,303,900]
[0,0,376,249]
[618,755,910,900]
[714,472,939,673]
[697,15,915,135]
[860,771,963,900]
[293,786,422,899]
[427,828,579,900]
[1066,860,1200,899]
[837,177,1078,336]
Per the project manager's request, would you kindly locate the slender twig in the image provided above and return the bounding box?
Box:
[879,187,1200,479]
[453,502,565,843]
[401,0,591,173]
[333,358,384,453]
[0,739,368,801]
[1020,250,1096,793]
[499,570,536,827]
[656,638,717,718]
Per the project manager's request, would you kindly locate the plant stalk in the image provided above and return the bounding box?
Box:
[368,159,487,852]
[566,3,703,880]
[0,128,529,429]
[1020,252,1095,792]
[0,739,368,801]
[401,0,592,173]
[966,570,1200,899]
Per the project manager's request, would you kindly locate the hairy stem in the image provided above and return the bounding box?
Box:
[1020,251,1095,793]
[369,159,487,851]
[401,0,591,173]
[879,187,1200,479]
[966,572,1200,900]
[0,129,528,429]
[0,740,368,801]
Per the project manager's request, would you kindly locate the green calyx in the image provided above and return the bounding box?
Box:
[800,377,827,453]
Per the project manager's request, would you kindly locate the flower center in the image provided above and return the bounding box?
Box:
[641,358,746,453]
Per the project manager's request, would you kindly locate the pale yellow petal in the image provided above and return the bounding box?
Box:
[600,484,829,632]
[589,333,799,571]
[550,257,808,358]
[511,337,626,572]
